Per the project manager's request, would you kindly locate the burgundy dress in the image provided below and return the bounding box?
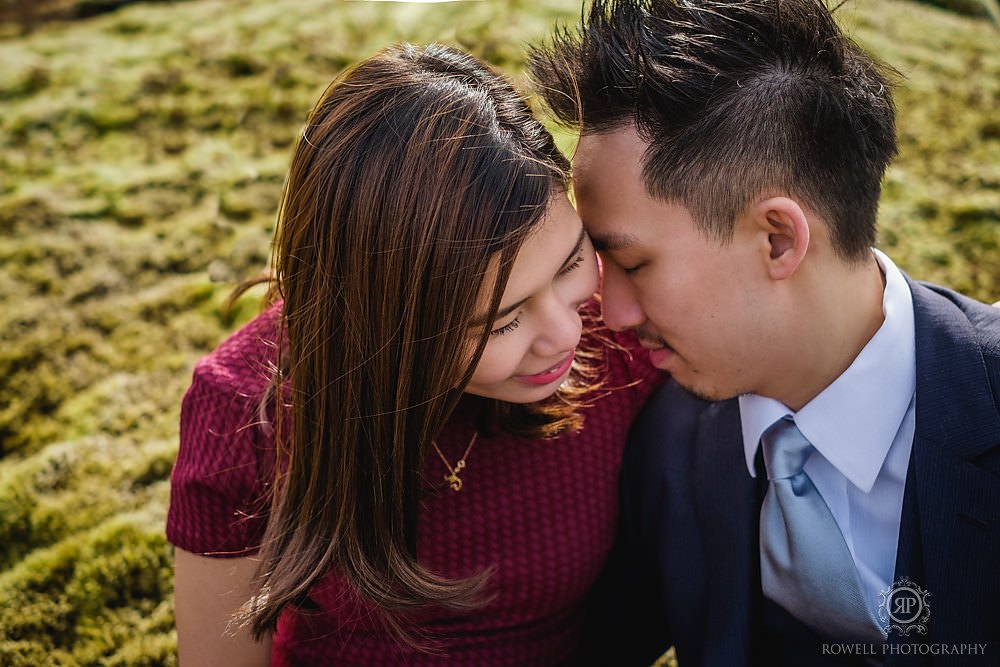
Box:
[167,303,664,666]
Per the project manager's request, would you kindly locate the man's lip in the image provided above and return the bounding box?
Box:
[637,337,669,351]
[648,345,674,368]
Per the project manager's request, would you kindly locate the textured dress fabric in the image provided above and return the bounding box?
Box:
[166,302,664,667]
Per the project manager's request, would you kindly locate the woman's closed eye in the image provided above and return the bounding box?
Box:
[490,317,521,337]
[559,253,585,276]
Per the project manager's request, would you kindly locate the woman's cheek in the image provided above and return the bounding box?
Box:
[580,250,601,299]
[469,335,527,386]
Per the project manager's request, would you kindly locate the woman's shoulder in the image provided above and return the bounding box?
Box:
[168,302,283,556]
[191,301,283,400]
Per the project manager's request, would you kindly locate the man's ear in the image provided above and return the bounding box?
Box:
[755,197,810,281]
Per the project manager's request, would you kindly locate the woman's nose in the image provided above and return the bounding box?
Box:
[532,292,583,358]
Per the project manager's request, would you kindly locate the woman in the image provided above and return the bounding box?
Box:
[168,43,662,666]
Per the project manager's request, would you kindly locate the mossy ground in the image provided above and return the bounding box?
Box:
[1,0,997,663]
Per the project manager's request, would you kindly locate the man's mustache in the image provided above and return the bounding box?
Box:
[634,326,667,348]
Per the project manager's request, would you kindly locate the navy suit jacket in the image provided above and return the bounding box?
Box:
[586,280,1000,666]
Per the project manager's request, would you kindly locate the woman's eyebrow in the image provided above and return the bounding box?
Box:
[557,227,587,273]
[491,296,529,323]
[471,227,588,327]
[469,289,529,327]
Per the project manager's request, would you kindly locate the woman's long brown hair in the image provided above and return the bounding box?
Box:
[239,44,589,644]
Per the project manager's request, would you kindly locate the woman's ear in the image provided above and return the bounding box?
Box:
[755,197,810,281]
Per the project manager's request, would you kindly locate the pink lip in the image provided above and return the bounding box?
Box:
[647,345,675,369]
[515,353,575,385]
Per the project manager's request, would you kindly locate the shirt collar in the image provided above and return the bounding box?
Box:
[739,249,916,493]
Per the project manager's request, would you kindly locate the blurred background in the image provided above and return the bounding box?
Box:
[0,0,997,663]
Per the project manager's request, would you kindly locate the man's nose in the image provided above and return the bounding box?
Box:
[600,262,646,331]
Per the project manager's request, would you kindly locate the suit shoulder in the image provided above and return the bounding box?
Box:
[625,379,716,472]
[912,281,1000,411]
[914,282,1000,357]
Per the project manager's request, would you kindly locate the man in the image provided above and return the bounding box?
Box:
[530,0,1000,665]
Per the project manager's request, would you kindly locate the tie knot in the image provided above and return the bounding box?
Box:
[761,417,814,480]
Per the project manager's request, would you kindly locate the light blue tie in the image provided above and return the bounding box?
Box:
[759,417,885,642]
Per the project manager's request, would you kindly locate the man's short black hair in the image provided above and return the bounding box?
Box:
[530,0,899,261]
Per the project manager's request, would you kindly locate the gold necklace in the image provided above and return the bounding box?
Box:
[430,432,479,492]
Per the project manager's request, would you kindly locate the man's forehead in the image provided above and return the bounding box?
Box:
[573,126,647,165]
[572,128,648,200]
[572,127,664,248]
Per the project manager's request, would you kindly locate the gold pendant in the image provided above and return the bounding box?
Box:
[444,460,466,492]
[444,471,463,492]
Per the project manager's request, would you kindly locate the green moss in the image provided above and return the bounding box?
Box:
[219,180,281,221]
[65,523,171,614]
[913,0,1000,21]
[219,52,266,78]
[0,478,37,569]
[103,630,178,667]
[0,641,78,667]
[0,505,172,660]
[0,195,63,233]
[0,0,997,662]
[0,65,51,101]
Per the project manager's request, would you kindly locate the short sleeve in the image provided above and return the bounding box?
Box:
[166,361,273,557]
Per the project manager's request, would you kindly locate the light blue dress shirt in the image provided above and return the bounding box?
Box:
[739,249,917,618]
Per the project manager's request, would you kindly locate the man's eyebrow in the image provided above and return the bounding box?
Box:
[590,232,639,252]
[471,227,588,327]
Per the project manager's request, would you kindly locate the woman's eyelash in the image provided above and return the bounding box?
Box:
[490,317,520,337]
[560,253,585,275]
[489,252,585,337]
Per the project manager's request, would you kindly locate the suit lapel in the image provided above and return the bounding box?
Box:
[890,280,1000,655]
[692,398,758,666]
